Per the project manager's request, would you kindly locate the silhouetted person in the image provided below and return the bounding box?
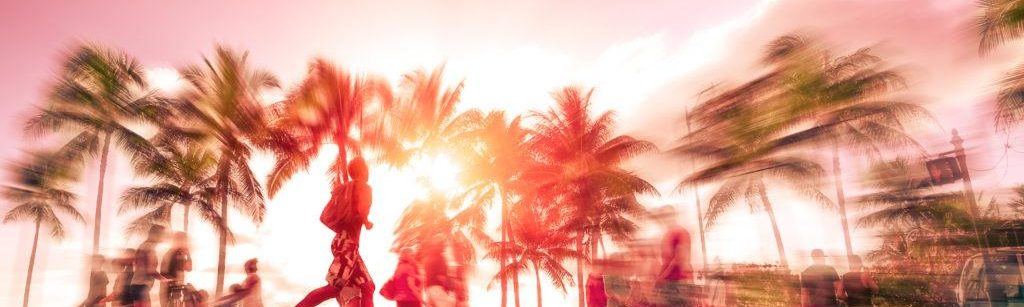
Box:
[160,232,192,307]
[654,205,693,306]
[385,250,423,307]
[80,255,110,307]
[103,249,136,307]
[422,241,456,307]
[841,255,877,307]
[130,226,165,307]
[297,157,375,307]
[217,259,262,307]
[587,263,608,307]
[800,249,841,307]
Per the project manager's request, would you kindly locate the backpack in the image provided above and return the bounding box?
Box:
[320,182,356,233]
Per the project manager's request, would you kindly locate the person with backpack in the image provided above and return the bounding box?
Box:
[381,249,423,307]
[297,157,375,307]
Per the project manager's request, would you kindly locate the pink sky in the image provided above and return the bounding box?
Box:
[4,0,1024,306]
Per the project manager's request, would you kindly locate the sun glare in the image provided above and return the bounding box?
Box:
[407,153,463,198]
[145,67,183,94]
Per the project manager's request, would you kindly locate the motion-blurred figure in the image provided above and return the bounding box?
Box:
[841,255,877,307]
[102,249,136,307]
[422,242,456,307]
[130,226,165,307]
[382,250,423,307]
[215,258,262,307]
[160,232,193,307]
[587,263,608,307]
[704,258,735,307]
[654,205,694,306]
[297,157,375,307]
[800,249,841,307]
[80,255,110,307]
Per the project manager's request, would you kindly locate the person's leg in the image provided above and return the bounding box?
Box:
[296,284,340,307]
[360,283,375,307]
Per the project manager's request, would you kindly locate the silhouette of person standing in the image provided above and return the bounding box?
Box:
[800,249,841,307]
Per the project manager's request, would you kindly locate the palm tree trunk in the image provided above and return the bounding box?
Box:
[534,261,543,307]
[759,185,789,268]
[832,143,854,264]
[576,234,585,307]
[22,219,41,307]
[500,188,509,307]
[183,203,191,233]
[215,175,229,299]
[91,132,112,254]
[513,267,521,307]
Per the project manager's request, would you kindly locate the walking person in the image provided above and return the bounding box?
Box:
[79,255,110,307]
[653,206,694,306]
[382,250,423,307]
[842,255,878,307]
[297,157,376,307]
[800,249,842,307]
[129,226,165,307]
[160,232,192,307]
[422,242,455,307]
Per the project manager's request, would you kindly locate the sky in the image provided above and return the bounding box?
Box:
[2,0,1024,306]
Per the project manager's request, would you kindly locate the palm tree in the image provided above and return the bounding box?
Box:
[457,111,532,307]
[175,47,279,298]
[531,87,657,306]
[2,151,84,307]
[856,160,979,274]
[487,197,579,307]
[758,35,930,262]
[393,189,479,281]
[266,59,391,195]
[366,65,478,167]
[975,1,1024,131]
[977,0,1024,52]
[677,75,833,269]
[24,44,166,254]
[119,140,223,235]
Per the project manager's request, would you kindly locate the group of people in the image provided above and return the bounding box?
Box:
[297,156,472,307]
[799,250,879,307]
[80,154,878,307]
[584,206,699,307]
[78,226,263,307]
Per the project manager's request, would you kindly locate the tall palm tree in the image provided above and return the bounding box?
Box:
[2,151,83,307]
[531,87,657,306]
[457,111,532,307]
[24,44,166,254]
[175,47,278,297]
[119,140,223,235]
[677,75,833,269]
[266,59,391,195]
[758,35,930,262]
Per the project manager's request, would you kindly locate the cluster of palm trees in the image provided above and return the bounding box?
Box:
[674,34,931,270]
[1,41,657,307]
[13,2,1024,307]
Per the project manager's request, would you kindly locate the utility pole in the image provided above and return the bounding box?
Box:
[684,107,709,274]
[950,129,990,253]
